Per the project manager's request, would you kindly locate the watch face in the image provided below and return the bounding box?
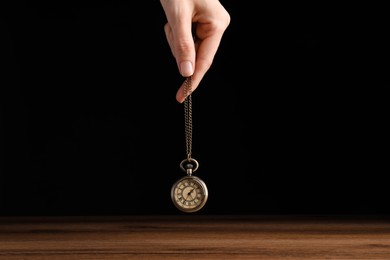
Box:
[171,176,208,213]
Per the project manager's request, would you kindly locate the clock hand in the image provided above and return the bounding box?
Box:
[187,189,195,199]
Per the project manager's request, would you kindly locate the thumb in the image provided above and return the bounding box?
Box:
[172,23,196,77]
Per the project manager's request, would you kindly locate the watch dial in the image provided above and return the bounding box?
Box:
[171,176,208,213]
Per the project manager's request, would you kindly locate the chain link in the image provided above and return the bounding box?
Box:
[184,76,193,160]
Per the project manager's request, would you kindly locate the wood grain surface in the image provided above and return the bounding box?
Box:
[1,215,390,259]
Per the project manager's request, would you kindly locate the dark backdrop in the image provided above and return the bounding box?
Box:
[1,1,387,215]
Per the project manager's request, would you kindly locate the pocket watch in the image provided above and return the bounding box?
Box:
[171,76,208,213]
[171,158,208,213]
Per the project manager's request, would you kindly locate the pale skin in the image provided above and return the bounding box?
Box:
[160,0,230,103]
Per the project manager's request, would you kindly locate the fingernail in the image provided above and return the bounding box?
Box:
[180,61,193,77]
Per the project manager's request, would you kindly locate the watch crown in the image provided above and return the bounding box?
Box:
[186,164,193,175]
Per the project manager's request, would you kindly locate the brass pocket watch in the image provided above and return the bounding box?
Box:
[171,76,208,213]
[171,158,208,213]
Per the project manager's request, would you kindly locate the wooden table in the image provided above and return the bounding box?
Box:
[1,215,390,259]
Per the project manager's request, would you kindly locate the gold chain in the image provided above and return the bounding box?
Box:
[183,76,193,160]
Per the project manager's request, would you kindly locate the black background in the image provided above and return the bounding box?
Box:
[1,1,387,215]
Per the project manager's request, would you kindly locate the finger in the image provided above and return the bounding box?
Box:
[176,31,223,103]
[169,17,196,77]
[176,74,202,103]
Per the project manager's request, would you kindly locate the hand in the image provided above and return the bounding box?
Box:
[160,0,230,103]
